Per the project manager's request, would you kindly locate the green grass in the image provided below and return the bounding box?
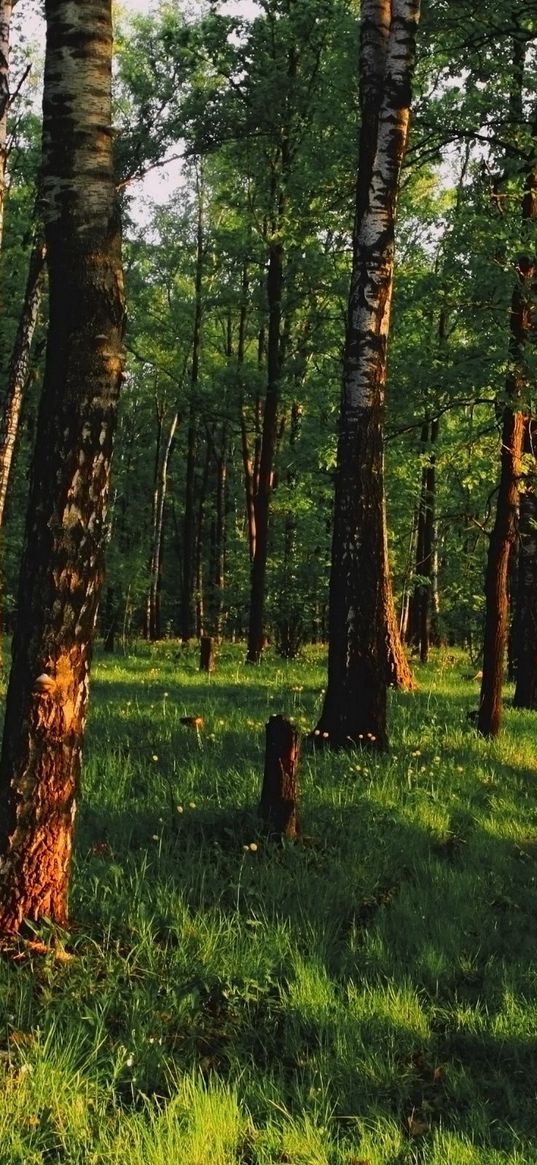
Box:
[1,642,537,1163]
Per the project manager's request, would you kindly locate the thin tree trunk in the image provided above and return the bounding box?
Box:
[247,234,284,663]
[313,0,421,749]
[195,438,210,639]
[144,396,163,640]
[478,110,536,736]
[514,419,537,707]
[0,232,46,528]
[383,507,416,689]
[0,0,13,252]
[278,400,303,658]
[147,410,179,641]
[213,425,227,638]
[180,163,204,642]
[0,0,125,934]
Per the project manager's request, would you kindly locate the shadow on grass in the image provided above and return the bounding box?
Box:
[70,767,537,1154]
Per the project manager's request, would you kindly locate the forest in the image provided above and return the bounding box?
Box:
[0,0,536,1161]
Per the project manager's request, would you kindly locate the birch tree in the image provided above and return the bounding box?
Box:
[0,0,125,935]
[313,0,420,750]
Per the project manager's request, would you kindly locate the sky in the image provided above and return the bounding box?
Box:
[18,0,260,212]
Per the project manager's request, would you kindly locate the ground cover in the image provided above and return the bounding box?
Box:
[1,643,537,1164]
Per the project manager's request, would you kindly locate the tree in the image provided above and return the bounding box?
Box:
[314,0,421,750]
[477,57,536,735]
[0,0,125,935]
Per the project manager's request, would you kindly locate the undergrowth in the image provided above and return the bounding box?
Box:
[1,642,537,1163]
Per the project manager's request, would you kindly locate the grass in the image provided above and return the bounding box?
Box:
[1,641,537,1163]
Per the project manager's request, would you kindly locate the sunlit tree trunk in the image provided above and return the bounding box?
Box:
[0,0,125,934]
[313,0,421,749]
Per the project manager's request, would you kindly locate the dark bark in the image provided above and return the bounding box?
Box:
[246,236,283,663]
[199,635,215,674]
[408,418,438,664]
[0,232,46,528]
[478,111,537,736]
[0,0,125,934]
[514,420,537,707]
[146,408,179,641]
[260,715,299,839]
[313,0,421,749]
[180,164,204,642]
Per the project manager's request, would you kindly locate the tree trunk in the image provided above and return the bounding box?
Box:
[180,165,204,642]
[383,513,416,689]
[0,0,13,251]
[277,401,303,659]
[514,419,537,707]
[0,231,46,528]
[260,714,299,840]
[408,418,438,664]
[478,111,536,736]
[194,438,210,639]
[246,235,283,662]
[147,409,179,641]
[313,0,421,749]
[477,410,525,736]
[0,0,125,934]
[213,426,227,638]
[199,634,215,674]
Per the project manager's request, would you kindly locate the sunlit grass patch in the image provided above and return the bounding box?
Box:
[1,643,537,1161]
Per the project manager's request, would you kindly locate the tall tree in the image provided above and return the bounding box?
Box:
[314,0,421,749]
[477,96,537,735]
[0,0,125,934]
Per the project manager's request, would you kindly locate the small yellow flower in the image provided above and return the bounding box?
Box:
[152,754,159,762]
[189,801,196,809]
[248,842,258,852]
[176,805,184,814]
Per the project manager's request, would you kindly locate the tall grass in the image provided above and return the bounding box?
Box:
[1,642,537,1163]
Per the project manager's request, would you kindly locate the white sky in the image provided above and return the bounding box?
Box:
[17,0,259,212]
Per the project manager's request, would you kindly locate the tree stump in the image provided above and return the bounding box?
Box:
[259,714,300,839]
[199,635,215,673]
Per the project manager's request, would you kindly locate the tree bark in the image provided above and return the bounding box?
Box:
[199,634,215,674]
[0,0,125,934]
[313,0,421,749]
[0,0,13,252]
[260,715,299,840]
[514,419,537,707]
[478,111,537,736]
[180,164,204,642]
[246,234,283,662]
[0,232,46,528]
[146,407,179,641]
[408,418,438,664]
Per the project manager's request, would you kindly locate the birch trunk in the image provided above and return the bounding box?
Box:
[0,0,125,934]
[0,232,46,527]
[313,0,420,749]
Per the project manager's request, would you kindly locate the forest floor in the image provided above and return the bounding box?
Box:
[1,643,537,1164]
